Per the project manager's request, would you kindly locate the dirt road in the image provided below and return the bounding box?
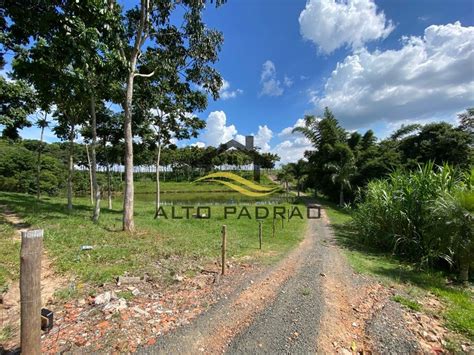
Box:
[142,209,419,354]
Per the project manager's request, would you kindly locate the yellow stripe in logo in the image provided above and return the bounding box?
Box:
[194,172,281,197]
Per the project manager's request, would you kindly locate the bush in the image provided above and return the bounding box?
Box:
[352,163,473,281]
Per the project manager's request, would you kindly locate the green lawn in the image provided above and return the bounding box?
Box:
[0,191,306,290]
[0,215,19,293]
[320,199,474,342]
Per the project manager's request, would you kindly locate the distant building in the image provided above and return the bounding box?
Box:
[220,135,261,182]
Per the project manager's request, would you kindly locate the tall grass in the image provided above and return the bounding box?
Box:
[352,163,473,281]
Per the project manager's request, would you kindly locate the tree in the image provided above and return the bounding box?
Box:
[287,159,308,197]
[277,165,294,193]
[0,76,37,139]
[398,122,472,169]
[293,107,348,202]
[325,144,356,206]
[458,107,474,134]
[5,0,121,220]
[109,0,225,232]
[35,112,49,199]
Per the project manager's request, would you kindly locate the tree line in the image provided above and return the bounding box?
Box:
[280,107,473,205]
[279,107,473,281]
[0,136,279,202]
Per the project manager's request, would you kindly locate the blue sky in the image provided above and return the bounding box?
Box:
[13,0,474,163]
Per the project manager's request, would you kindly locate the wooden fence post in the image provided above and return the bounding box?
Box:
[221,225,226,275]
[20,229,43,355]
[272,218,275,238]
[258,221,263,250]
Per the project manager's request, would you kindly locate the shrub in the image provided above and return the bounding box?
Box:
[352,163,472,281]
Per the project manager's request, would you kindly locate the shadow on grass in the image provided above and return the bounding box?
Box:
[332,221,453,290]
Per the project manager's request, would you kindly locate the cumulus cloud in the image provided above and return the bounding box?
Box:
[284,76,294,88]
[299,0,394,54]
[272,118,314,164]
[312,22,474,128]
[278,118,307,137]
[201,111,238,146]
[260,60,284,97]
[254,125,273,152]
[219,79,243,100]
[273,136,313,165]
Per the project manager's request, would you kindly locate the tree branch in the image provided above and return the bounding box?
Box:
[134,71,155,78]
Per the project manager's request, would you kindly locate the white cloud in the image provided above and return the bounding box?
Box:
[219,79,243,100]
[259,60,284,97]
[299,0,394,54]
[201,111,238,146]
[272,118,314,164]
[273,136,313,165]
[254,125,273,152]
[191,141,206,148]
[235,134,246,145]
[284,76,294,88]
[313,22,474,128]
[278,118,306,137]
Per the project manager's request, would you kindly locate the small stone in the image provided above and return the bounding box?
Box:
[423,331,437,343]
[352,322,358,327]
[95,291,112,305]
[117,276,141,285]
[320,273,326,277]
[174,275,184,282]
[131,288,140,296]
[339,349,352,355]
[133,306,150,316]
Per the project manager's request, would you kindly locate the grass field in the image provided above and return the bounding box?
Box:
[320,199,474,341]
[0,215,19,293]
[0,186,306,291]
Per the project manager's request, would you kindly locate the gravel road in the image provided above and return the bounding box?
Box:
[141,211,419,354]
[226,215,324,354]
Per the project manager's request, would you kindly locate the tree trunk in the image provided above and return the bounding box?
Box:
[67,125,75,211]
[123,70,135,232]
[36,123,45,200]
[106,160,112,210]
[90,96,100,223]
[459,248,470,285]
[297,178,300,197]
[154,143,162,218]
[339,183,344,206]
[85,144,93,205]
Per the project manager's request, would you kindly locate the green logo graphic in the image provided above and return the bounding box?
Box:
[194,172,281,197]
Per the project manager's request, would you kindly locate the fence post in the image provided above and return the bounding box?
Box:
[20,229,43,355]
[258,221,263,250]
[221,225,226,275]
[272,217,275,238]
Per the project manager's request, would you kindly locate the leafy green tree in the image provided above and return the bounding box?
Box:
[458,107,474,134]
[398,122,472,169]
[287,159,308,197]
[325,143,356,206]
[293,107,349,202]
[109,0,225,232]
[277,165,294,193]
[0,77,37,139]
